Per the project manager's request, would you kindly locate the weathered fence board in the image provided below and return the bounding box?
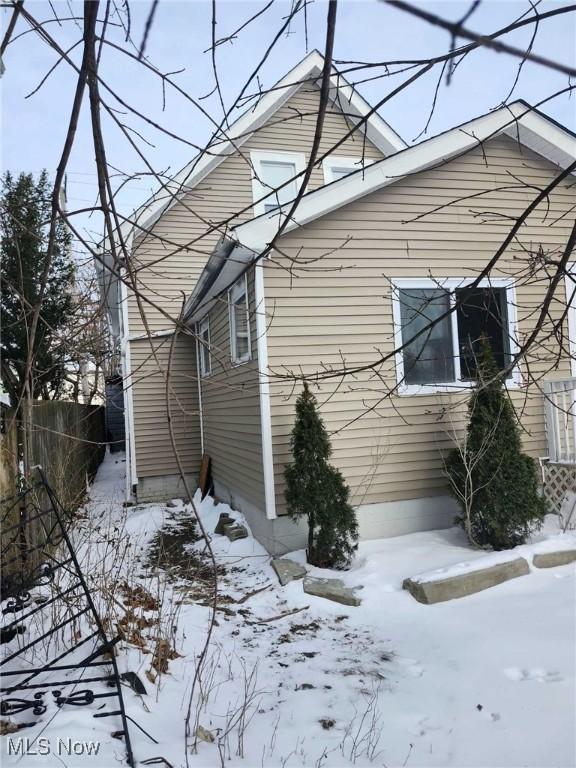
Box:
[29,402,105,510]
[1,402,105,586]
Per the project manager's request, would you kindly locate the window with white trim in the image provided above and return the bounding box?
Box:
[322,156,374,184]
[229,277,251,364]
[250,150,306,216]
[198,316,211,377]
[392,278,520,392]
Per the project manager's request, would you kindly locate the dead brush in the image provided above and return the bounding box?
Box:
[339,679,384,764]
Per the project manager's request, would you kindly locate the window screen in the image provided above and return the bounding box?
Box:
[399,288,454,385]
[260,160,297,212]
[230,281,250,363]
[199,319,211,376]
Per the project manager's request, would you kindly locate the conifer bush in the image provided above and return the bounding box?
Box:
[284,383,358,568]
[445,340,548,550]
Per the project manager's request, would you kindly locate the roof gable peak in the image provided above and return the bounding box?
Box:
[112,50,405,248]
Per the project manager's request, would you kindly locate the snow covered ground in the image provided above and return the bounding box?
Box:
[3,452,575,768]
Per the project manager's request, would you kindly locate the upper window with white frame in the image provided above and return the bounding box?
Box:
[392,278,520,393]
[229,277,251,364]
[322,156,374,184]
[250,150,306,217]
[198,316,211,377]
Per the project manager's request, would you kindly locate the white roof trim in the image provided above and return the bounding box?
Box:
[231,101,576,253]
[114,50,405,248]
[186,244,255,325]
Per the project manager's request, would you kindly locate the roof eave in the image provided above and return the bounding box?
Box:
[232,101,576,254]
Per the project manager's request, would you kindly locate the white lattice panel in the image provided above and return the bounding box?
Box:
[542,461,576,528]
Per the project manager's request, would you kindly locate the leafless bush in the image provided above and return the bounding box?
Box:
[340,680,385,764]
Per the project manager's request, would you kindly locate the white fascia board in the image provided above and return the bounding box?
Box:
[183,235,235,318]
[113,51,405,245]
[327,74,406,154]
[128,328,175,342]
[187,245,255,324]
[502,109,576,171]
[233,102,575,253]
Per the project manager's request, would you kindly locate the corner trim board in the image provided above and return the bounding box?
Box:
[254,261,277,520]
[566,263,576,376]
[119,267,138,494]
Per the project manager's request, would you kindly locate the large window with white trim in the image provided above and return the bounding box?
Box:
[198,316,211,377]
[392,278,519,392]
[250,150,306,216]
[229,276,251,364]
[322,156,374,184]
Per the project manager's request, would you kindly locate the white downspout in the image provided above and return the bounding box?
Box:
[195,325,205,455]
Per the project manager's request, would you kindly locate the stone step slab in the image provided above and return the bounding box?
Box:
[533,550,576,568]
[272,558,307,586]
[303,576,361,606]
[223,524,248,542]
[214,513,233,535]
[403,557,530,605]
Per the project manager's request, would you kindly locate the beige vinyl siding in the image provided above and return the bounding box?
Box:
[127,83,384,335]
[199,267,265,511]
[130,333,201,479]
[264,135,575,514]
[127,82,385,480]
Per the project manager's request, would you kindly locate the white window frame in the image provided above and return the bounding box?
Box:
[250,150,307,217]
[391,276,521,395]
[565,263,576,376]
[229,275,252,365]
[198,316,211,378]
[322,155,375,184]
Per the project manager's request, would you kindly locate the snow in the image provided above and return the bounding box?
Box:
[409,529,576,584]
[2,452,575,768]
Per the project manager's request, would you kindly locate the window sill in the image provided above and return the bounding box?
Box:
[397,378,521,396]
[231,356,252,367]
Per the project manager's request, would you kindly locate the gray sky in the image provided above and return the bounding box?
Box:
[2,0,575,248]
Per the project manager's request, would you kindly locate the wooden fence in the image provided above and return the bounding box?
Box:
[1,401,105,590]
[28,401,106,509]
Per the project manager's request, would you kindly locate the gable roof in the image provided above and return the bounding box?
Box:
[98,50,406,338]
[114,50,406,248]
[186,100,576,322]
[231,100,575,253]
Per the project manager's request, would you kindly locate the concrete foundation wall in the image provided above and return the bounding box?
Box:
[214,478,456,555]
[357,495,458,539]
[136,473,198,503]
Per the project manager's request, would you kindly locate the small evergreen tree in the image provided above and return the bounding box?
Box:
[1,171,74,402]
[284,383,358,568]
[445,339,547,549]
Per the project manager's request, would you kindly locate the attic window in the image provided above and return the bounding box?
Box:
[323,156,374,184]
[250,150,306,217]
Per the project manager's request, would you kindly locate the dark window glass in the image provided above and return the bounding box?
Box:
[455,287,510,379]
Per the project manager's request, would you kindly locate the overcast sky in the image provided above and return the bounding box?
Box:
[2,0,575,247]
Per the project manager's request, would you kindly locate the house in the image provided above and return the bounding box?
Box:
[99,52,576,554]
